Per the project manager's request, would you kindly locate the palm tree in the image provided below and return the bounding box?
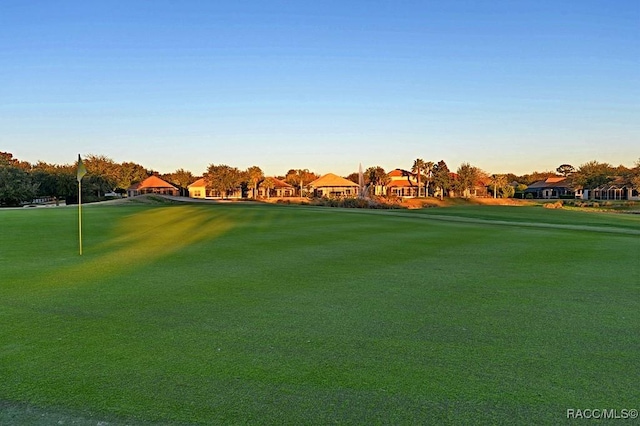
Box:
[261,177,277,198]
[423,161,434,197]
[412,158,425,197]
[411,158,427,197]
[285,169,317,197]
[365,166,387,196]
[490,174,508,198]
[245,166,264,198]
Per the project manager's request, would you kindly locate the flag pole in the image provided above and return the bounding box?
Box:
[79,179,83,255]
[76,154,87,256]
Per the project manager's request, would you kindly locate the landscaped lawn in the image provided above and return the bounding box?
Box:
[1,202,638,424]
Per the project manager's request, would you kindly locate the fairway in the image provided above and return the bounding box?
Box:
[1,201,639,425]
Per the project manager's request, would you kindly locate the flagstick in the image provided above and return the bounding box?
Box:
[79,181,83,255]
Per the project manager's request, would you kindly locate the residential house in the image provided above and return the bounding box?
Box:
[127,176,179,197]
[257,177,295,198]
[592,181,639,201]
[187,178,243,199]
[473,175,491,198]
[524,177,574,199]
[386,169,419,197]
[458,175,490,198]
[308,173,359,197]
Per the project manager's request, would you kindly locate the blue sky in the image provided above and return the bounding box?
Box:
[1,0,638,177]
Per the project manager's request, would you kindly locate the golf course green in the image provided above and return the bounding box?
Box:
[1,200,638,424]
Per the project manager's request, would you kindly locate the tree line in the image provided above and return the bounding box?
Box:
[1,151,638,206]
[0,153,160,206]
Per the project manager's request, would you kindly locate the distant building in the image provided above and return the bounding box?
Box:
[308,173,360,197]
[257,178,295,198]
[127,176,179,197]
[386,169,419,198]
[591,180,640,201]
[187,178,242,199]
[524,177,574,199]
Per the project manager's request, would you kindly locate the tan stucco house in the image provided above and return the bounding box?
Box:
[187,178,242,199]
[308,173,359,197]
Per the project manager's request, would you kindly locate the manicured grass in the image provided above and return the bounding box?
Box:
[1,202,639,424]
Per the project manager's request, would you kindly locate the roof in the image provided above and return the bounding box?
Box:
[526,177,570,190]
[388,169,412,178]
[188,178,206,188]
[269,177,293,189]
[129,175,178,190]
[387,179,417,188]
[309,173,359,188]
[545,177,565,183]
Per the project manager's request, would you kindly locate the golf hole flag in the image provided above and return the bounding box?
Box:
[77,155,87,255]
[77,154,87,183]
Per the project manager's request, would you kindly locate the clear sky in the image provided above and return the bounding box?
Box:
[2,0,638,177]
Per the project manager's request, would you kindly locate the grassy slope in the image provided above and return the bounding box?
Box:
[0,203,639,424]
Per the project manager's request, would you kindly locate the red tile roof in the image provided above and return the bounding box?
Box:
[270,177,293,189]
[130,176,178,190]
[545,177,565,183]
[388,169,410,177]
[387,179,417,188]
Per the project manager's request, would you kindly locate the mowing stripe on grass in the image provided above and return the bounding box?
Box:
[1,203,638,425]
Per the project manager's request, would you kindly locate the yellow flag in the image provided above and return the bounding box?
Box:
[77,154,87,183]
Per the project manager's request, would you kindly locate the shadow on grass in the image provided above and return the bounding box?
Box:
[57,206,234,286]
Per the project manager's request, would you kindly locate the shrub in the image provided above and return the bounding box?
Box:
[543,201,563,209]
[309,196,405,209]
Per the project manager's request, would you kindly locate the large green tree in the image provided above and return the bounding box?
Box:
[456,163,480,198]
[163,168,195,196]
[31,162,76,203]
[285,169,318,196]
[117,162,149,191]
[432,160,452,200]
[205,164,243,198]
[631,159,640,191]
[573,161,614,193]
[0,164,37,206]
[84,155,119,194]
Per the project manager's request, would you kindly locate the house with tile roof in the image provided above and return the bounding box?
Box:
[386,169,420,197]
[187,178,242,199]
[524,177,574,199]
[127,176,179,197]
[257,177,295,198]
[308,173,359,197]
